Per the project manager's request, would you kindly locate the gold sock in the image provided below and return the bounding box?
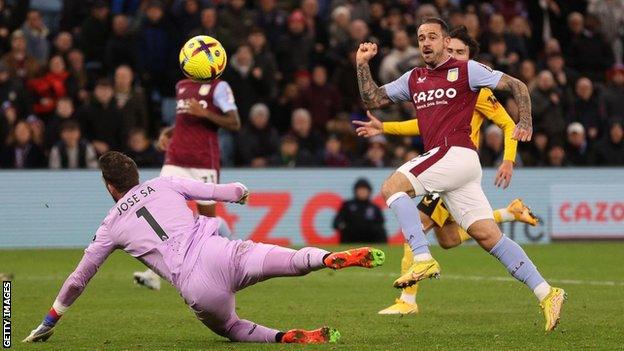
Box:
[458,228,471,243]
[401,244,418,296]
[493,209,503,223]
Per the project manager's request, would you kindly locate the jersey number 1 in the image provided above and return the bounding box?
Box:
[136,207,169,241]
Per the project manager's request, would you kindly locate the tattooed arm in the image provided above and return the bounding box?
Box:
[357,62,392,109]
[496,74,533,141]
[356,42,393,109]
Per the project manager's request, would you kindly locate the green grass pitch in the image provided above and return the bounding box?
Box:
[3,243,624,350]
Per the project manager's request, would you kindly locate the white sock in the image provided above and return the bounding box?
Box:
[413,253,433,261]
[533,282,552,301]
[400,292,416,304]
[498,209,515,222]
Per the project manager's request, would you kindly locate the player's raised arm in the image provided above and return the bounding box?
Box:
[23,225,116,343]
[467,60,532,142]
[167,177,249,204]
[185,81,241,131]
[353,111,420,137]
[495,74,532,142]
[356,43,393,109]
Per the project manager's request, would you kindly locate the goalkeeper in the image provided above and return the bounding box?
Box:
[23,152,385,344]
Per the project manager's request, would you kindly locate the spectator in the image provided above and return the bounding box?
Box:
[323,134,350,167]
[295,65,342,131]
[0,103,17,145]
[219,0,254,46]
[518,59,537,90]
[521,130,549,166]
[545,53,578,109]
[546,143,568,167]
[49,120,98,169]
[113,65,149,135]
[0,120,46,168]
[566,12,613,82]
[254,0,287,48]
[379,30,421,84]
[531,70,565,142]
[591,119,624,165]
[26,55,75,117]
[567,77,604,141]
[332,0,370,22]
[45,96,76,148]
[60,0,89,33]
[481,13,526,60]
[52,31,73,57]
[275,10,314,81]
[329,6,350,50]
[137,0,176,98]
[355,135,388,167]
[21,9,50,63]
[247,28,278,101]
[565,122,591,166]
[76,78,124,154]
[124,127,163,168]
[221,45,268,124]
[480,124,504,167]
[367,2,392,49]
[105,14,136,71]
[66,49,88,103]
[289,108,324,159]
[301,0,329,57]
[269,134,316,167]
[171,0,202,38]
[434,0,459,23]
[27,115,46,148]
[509,16,536,59]
[237,103,279,167]
[587,0,624,64]
[190,8,234,53]
[1,30,40,81]
[272,83,299,133]
[488,36,518,73]
[0,62,31,118]
[333,178,386,243]
[331,44,361,112]
[79,0,111,75]
[603,64,624,120]
[464,13,480,40]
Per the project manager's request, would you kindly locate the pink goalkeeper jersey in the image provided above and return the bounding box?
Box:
[52,176,243,308]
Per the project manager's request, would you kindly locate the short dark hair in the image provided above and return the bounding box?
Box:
[419,17,449,36]
[449,25,480,59]
[99,151,139,193]
[60,119,80,132]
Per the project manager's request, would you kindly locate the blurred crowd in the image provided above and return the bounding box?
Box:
[0,0,623,170]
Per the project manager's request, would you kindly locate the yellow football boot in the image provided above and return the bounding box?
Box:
[507,198,539,226]
[539,287,567,331]
[378,298,419,315]
[393,258,440,288]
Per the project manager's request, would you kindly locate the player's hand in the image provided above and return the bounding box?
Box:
[356,42,378,65]
[157,127,173,151]
[512,122,532,142]
[353,111,383,138]
[185,98,208,118]
[22,323,55,343]
[92,140,110,154]
[494,160,513,189]
[233,182,250,205]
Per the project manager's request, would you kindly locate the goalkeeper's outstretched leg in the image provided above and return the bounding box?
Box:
[182,238,384,343]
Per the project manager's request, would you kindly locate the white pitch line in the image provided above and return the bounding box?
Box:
[10,272,624,287]
[343,271,624,287]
